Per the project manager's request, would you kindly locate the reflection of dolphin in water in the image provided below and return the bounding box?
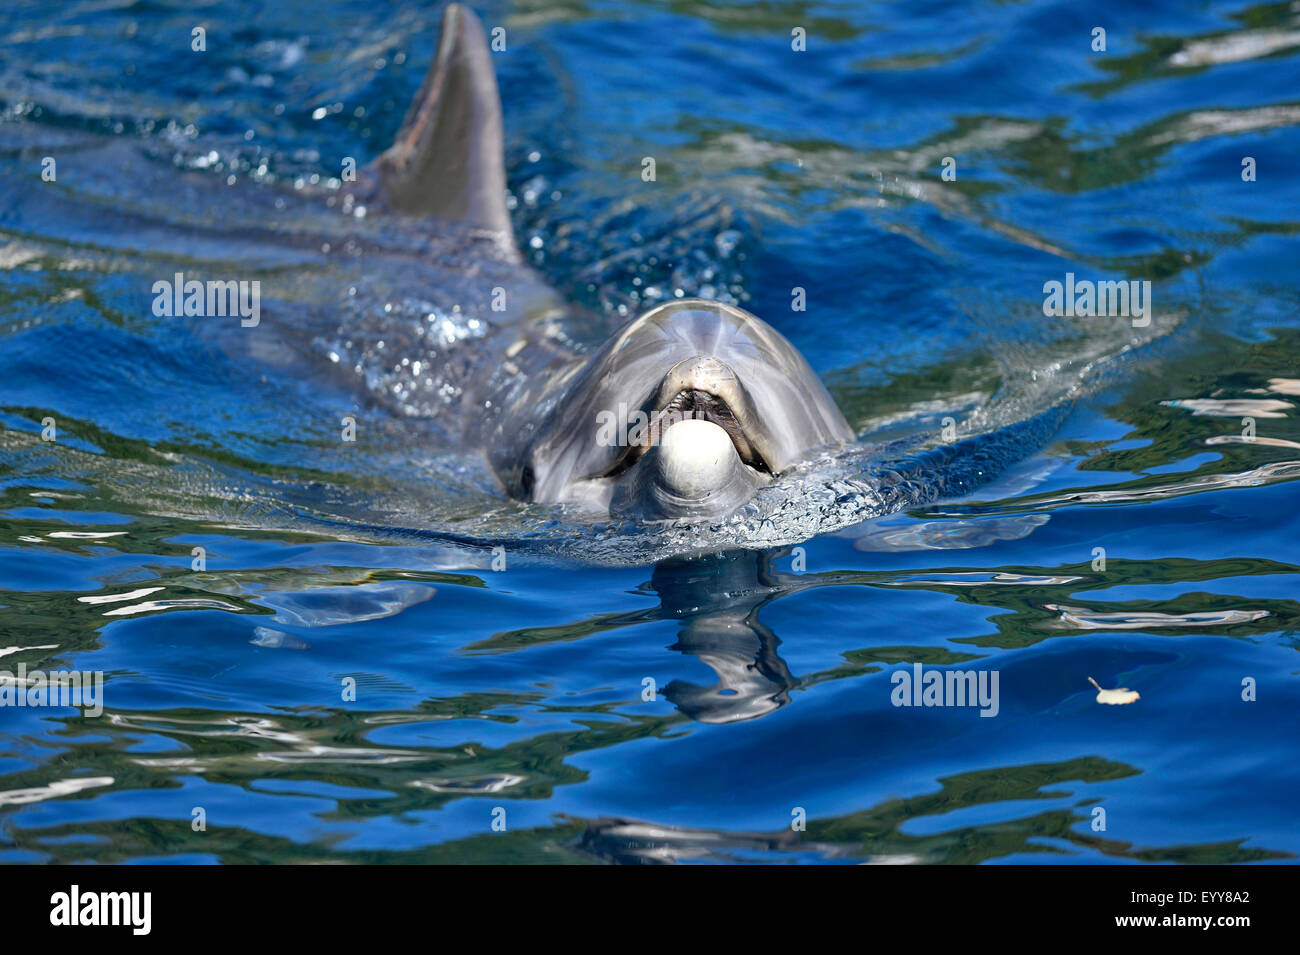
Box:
[468,548,801,723]
[354,5,853,520]
[652,551,798,723]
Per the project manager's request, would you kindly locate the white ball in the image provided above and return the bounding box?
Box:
[655,419,736,498]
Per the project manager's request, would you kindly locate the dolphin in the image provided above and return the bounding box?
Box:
[358,4,854,520]
[0,1,1156,553]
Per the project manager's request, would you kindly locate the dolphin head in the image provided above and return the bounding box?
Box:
[517,299,854,519]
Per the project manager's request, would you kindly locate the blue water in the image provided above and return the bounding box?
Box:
[0,0,1297,863]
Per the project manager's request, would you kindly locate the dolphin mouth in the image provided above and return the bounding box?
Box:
[654,388,767,468]
[592,374,774,483]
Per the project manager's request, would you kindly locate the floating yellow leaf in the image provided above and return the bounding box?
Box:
[1088,676,1140,705]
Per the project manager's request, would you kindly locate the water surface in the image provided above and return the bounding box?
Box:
[0,0,1297,863]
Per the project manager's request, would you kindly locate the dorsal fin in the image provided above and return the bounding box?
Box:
[378,4,513,239]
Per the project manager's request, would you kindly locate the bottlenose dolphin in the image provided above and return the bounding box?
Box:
[0,3,1166,556]
[361,4,854,520]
